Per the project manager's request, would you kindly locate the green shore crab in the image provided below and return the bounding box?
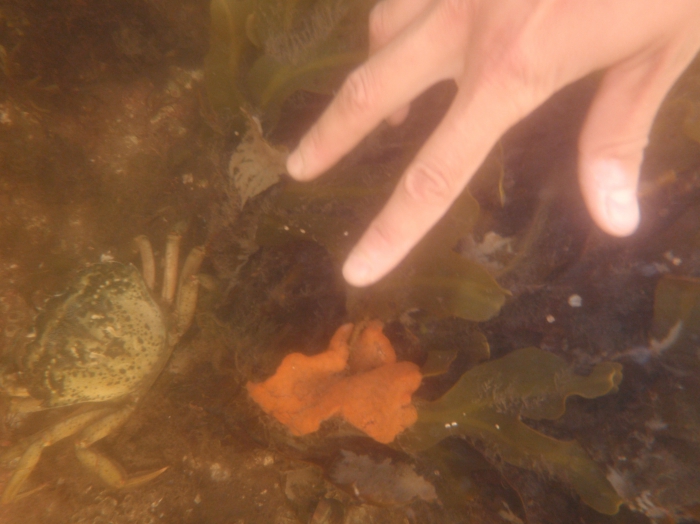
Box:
[0,234,205,504]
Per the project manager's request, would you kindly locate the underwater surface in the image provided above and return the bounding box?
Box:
[1,1,700,523]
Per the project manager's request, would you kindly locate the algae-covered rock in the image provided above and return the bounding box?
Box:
[398,347,624,515]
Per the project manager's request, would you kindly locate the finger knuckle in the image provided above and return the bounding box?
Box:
[338,66,380,117]
[581,133,648,166]
[428,0,473,49]
[477,38,549,119]
[500,43,539,90]
[367,219,401,254]
[368,2,389,46]
[439,0,472,24]
[404,160,456,206]
[300,121,324,157]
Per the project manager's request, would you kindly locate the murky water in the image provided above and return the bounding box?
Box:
[1,1,700,523]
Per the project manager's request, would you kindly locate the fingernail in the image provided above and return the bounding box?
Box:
[286,149,304,178]
[342,252,374,287]
[605,186,639,235]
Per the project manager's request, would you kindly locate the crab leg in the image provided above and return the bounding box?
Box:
[178,245,205,290]
[161,233,181,305]
[172,275,200,345]
[74,404,167,489]
[1,408,111,504]
[74,404,136,448]
[75,447,168,489]
[168,245,205,344]
[134,235,156,290]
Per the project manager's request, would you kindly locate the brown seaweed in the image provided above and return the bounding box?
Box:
[398,347,624,515]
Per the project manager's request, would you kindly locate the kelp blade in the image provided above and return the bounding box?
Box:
[398,347,623,515]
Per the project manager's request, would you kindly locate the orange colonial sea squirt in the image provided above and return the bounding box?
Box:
[246,321,423,444]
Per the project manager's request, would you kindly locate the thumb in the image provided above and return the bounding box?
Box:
[578,48,697,236]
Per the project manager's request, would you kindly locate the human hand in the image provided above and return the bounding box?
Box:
[285,0,700,287]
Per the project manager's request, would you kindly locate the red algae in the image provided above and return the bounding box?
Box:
[246,322,422,443]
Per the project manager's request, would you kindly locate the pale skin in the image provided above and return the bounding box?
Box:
[285,0,700,287]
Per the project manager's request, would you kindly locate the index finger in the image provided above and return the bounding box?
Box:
[286,3,467,181]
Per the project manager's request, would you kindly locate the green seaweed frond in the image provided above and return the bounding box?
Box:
[399,347,624,515]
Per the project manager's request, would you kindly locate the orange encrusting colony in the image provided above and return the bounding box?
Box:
[246,321,423,444]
